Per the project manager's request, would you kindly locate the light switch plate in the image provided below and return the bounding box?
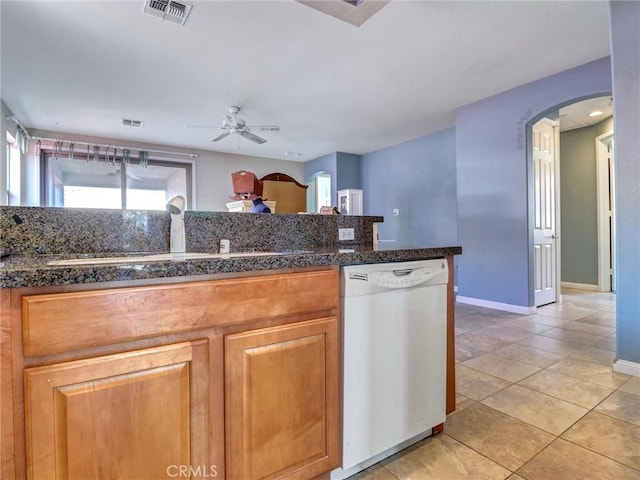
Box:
[339,228,355,241]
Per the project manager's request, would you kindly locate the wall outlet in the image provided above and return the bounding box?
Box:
[338,228,355,241]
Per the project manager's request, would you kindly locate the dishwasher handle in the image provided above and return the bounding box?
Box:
[392,269,414,277]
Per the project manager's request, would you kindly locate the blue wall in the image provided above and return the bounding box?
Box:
[305,152,363,209]
[361,128,457,247]
[559,116,614,286]
[610,1,640,365]
[455,57,612,308]
[306,43,637,365]
[336,152,362,191]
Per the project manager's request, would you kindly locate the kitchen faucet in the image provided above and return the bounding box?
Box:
[165,195,186,253]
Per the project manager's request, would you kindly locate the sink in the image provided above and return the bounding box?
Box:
[47,251,284,266]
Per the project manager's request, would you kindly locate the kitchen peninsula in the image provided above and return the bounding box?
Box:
[0,206,461,480]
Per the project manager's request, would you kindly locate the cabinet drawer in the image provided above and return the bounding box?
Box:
[23,269,338,356]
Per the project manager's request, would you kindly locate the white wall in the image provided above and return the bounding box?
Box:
[194,150,304,212]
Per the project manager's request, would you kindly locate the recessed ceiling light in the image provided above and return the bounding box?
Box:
[284,151,302,157]
[588,110,604,117]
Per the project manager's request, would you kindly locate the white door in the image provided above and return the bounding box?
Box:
[533,118,558,306]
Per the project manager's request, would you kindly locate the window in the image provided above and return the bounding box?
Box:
[42,152,193,210]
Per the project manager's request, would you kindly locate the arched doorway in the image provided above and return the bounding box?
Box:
[306,171,332,213]
[528,95,614,306]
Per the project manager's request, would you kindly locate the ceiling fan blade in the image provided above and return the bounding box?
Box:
[238,131,267,144]
[212,131,231,142]
[248,125,281,132]
[185,124,218,129]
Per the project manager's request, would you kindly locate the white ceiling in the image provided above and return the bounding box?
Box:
[558,96,613,131]
[1,0,611,162]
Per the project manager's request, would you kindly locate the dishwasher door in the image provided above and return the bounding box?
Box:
[337,260,448,476]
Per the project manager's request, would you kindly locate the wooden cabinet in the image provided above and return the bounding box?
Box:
[24,340,209,479]
[2,267,340,480]
[226,317,339,480]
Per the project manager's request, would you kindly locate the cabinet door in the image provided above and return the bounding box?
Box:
[226,317,339,480]
[24,340,210,479]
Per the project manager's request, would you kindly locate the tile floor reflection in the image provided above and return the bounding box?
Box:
[350,289,640,480]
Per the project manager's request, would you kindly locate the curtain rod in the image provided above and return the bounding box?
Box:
[5,115,31,139]
[30,135,200,159]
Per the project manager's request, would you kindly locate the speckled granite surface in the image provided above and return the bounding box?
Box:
[0,207,169,256]
[0,245,462,288]
[185,210,382,252]
[0,206,462,288]
[0,206,382,256]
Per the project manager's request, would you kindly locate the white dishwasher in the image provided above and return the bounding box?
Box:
[332,259,448,479]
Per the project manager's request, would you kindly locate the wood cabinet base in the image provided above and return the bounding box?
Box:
[3,267,340,480]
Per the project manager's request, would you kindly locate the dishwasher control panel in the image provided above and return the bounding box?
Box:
[369,266,434,288]
[342,259,448,296]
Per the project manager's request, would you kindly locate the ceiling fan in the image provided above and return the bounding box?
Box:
[186,106,280,144]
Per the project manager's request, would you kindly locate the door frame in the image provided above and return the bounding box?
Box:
[553,119,561,304]
[596,130,615,292]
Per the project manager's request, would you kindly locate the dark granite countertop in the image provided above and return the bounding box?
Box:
[0,245,462,289]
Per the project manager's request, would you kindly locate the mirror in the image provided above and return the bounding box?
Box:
[44,154,189,211]
[1,131,320,212]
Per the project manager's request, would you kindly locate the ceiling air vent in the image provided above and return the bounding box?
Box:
[143,0,192,25]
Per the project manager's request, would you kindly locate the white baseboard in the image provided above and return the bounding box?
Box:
[561,282,599,291]
[456,295,536,315]
[613,359,640,377]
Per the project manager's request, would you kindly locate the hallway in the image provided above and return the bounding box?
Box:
[354,289,640,479]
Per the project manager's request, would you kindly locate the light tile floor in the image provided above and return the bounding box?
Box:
[352,289,640,479]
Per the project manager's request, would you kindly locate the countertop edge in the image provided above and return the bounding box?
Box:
[0,246,462,288]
